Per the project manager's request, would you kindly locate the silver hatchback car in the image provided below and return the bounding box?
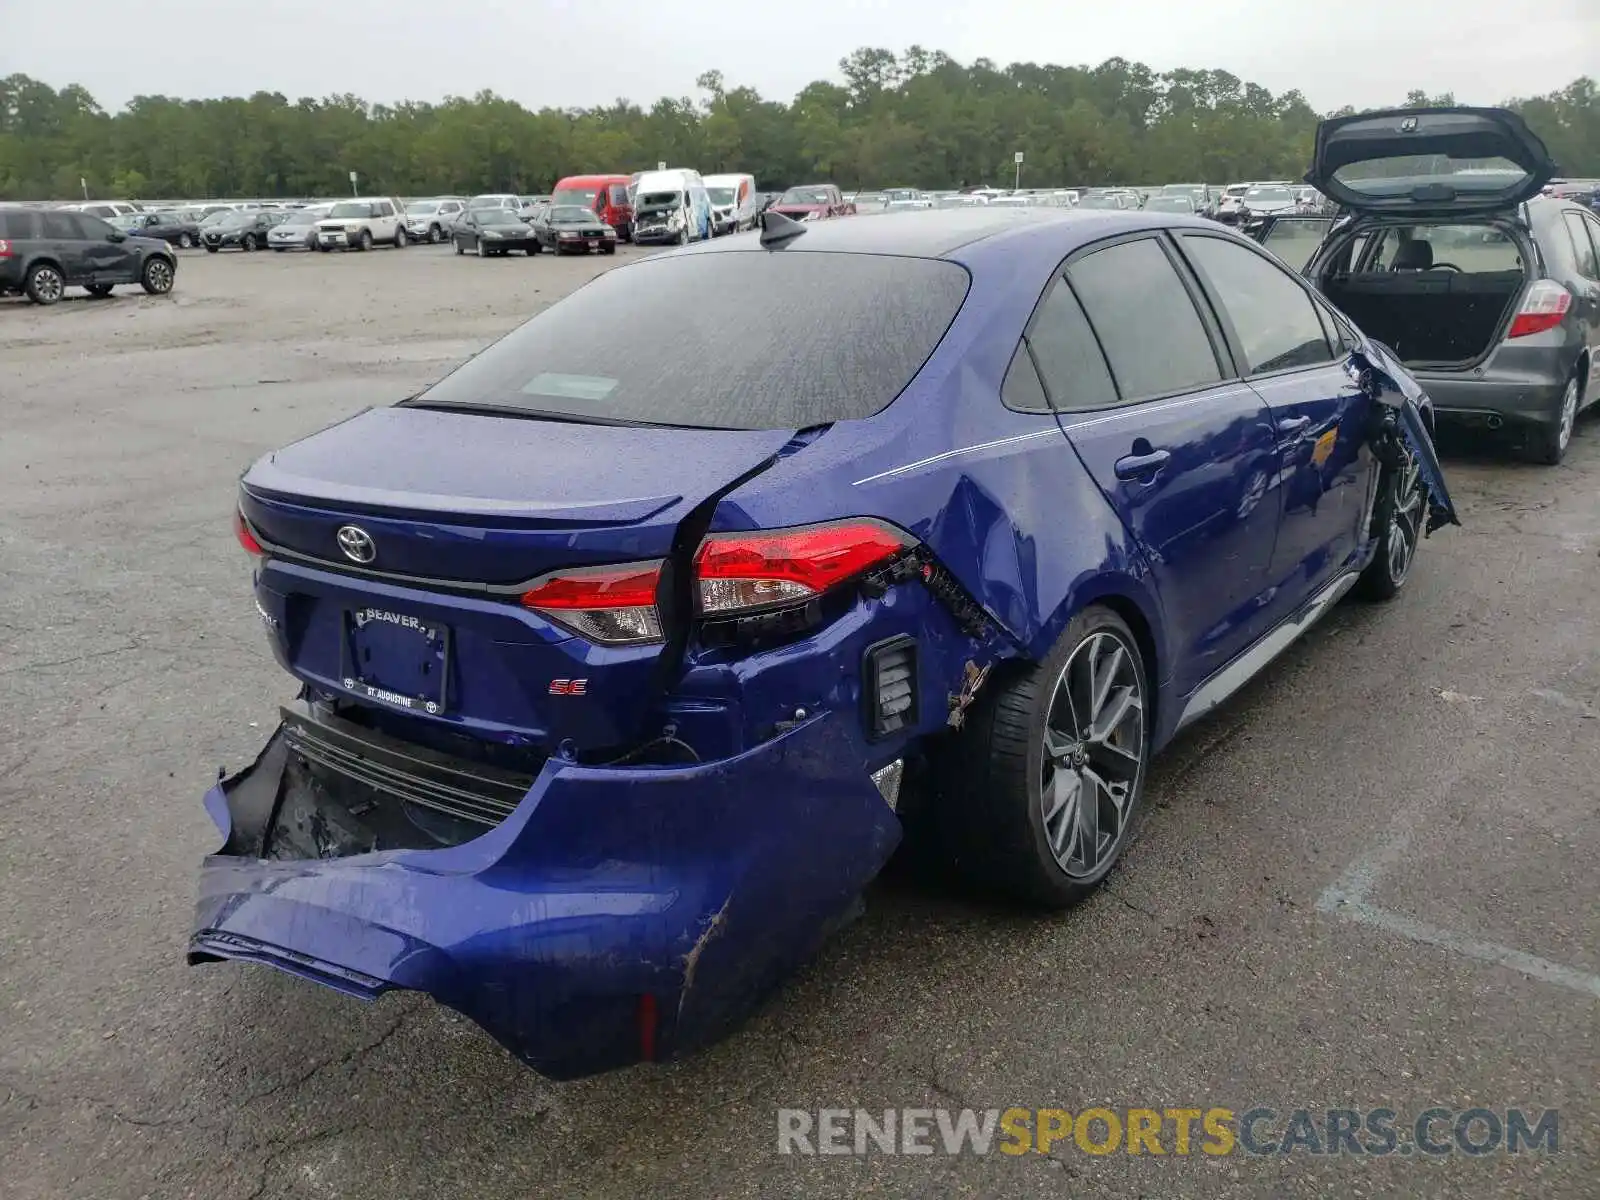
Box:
[1253,107,1600,464]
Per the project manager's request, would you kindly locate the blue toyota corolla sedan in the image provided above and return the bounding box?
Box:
[194,207,1457,1079]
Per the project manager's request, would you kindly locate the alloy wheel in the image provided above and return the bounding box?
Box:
[30,266,64,303]
[1387,450,1424,584]
[1039,631,1145,881]
[1557,379,1578,453]
[144,258,174,294]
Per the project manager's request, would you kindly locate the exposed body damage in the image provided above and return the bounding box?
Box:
[190,208,1455,1078]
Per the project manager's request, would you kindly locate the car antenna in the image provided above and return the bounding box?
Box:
[758,210,807,247]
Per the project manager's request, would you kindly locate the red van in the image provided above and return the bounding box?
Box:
[551,174,634,242]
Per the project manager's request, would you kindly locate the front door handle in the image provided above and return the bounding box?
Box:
[1277,415,1312,437]
[1113,449,1172,480]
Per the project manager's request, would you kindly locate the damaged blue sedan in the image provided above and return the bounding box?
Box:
[192,207,1457,1079]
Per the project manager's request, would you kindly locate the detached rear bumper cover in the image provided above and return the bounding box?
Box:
[189,711,899,1079]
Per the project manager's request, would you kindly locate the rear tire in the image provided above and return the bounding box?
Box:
[1354,443,1424,601]
[1528,376,1580,466]
[935,605,1150,908]
[24,262,65,305]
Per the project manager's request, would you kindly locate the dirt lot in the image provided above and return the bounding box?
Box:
[2,244,1598,1199]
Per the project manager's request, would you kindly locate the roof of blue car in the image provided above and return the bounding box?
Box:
[691,207,1180,260]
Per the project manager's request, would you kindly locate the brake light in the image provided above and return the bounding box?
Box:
[521,560,664,645]
[234,509,264,557]
[1508,280,1571,338]
[694,519,915,614]
[0,239,11,259]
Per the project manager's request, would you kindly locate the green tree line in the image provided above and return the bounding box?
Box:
[1,52,1596,201]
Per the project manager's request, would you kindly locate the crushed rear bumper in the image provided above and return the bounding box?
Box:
[189,708,900,1079]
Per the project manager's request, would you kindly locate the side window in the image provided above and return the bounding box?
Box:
[1000,342,1051,413]
[1562,213,1599,279]
[1024,276,1118,411]
[1181,235,1333,374]
[1259,218,1331,271]
[41,211,77,239]
[0,210,41,239]
[1066,237,1223,401]
[73,213,115,239]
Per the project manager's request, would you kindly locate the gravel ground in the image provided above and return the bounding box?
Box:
[2,244,1597,1199]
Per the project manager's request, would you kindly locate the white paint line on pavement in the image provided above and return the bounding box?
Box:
[1318,828,1600,1001]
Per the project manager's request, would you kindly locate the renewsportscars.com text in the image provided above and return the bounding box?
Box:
[777,1106,1560,1157]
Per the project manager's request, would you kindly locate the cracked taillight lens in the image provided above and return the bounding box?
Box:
[521,560,665,645]
[694,519,915,615]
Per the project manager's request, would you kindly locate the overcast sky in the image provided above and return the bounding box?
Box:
[6,0,1595,114]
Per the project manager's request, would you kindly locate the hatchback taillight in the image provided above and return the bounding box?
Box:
[694,519,915,615]
[521,560,665,645]
[1507,280,1571,338]
[0,239,12,259]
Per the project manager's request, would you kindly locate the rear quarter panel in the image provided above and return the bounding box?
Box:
[710,234,1173,740]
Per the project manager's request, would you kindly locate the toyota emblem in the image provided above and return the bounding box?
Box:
[336,525,377,564]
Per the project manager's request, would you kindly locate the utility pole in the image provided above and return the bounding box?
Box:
[349,170,359,197]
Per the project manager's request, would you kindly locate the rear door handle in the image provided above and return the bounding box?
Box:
[1113,449,1172,480]
[1277,416,1312,437]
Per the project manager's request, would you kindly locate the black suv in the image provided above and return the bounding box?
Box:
[0,207,177,305]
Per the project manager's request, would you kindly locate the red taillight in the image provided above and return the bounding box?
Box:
[694,519,915,615]
[0,239,12,259]
[234,508,264,557]
[1507,280,1571,339]
[520,560,664,645]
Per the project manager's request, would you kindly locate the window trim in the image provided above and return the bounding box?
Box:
[1173,229,1338,382]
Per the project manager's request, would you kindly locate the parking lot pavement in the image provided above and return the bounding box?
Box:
[2,245,1596,1199]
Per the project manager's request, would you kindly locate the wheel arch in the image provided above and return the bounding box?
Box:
[1034,574,1167,744]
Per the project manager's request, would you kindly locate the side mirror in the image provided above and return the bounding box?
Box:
[108,231,126,243]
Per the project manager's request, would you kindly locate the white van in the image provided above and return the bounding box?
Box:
[702,173,758,235]
[631,169,713,245]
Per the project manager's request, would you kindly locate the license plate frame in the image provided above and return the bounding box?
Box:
[339,606,452,716]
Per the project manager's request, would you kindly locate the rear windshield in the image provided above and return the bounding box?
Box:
[406,252,970,430]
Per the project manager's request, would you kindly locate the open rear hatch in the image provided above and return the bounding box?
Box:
[1308,106,1556,217]
[241,405,794,755]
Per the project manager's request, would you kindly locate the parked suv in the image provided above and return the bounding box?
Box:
[403,198,465,243]
[316,197,408,251]
[0,207,176,304]
[1252,106,1600,464]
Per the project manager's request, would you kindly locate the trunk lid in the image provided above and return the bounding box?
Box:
[241,406,794,752]
[1308,106,1556,217]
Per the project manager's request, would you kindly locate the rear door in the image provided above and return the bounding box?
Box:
[40,211,93,283]
[1050,233,1284,691]
[1308,107,1556,218]
[1175,231,1371,617]
[73,213,140,281]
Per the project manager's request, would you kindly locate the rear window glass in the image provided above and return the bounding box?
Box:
[1562,213,1599,278]
[406,252,970,429]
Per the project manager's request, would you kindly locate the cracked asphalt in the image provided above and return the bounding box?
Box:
[2,245,1597,1199]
